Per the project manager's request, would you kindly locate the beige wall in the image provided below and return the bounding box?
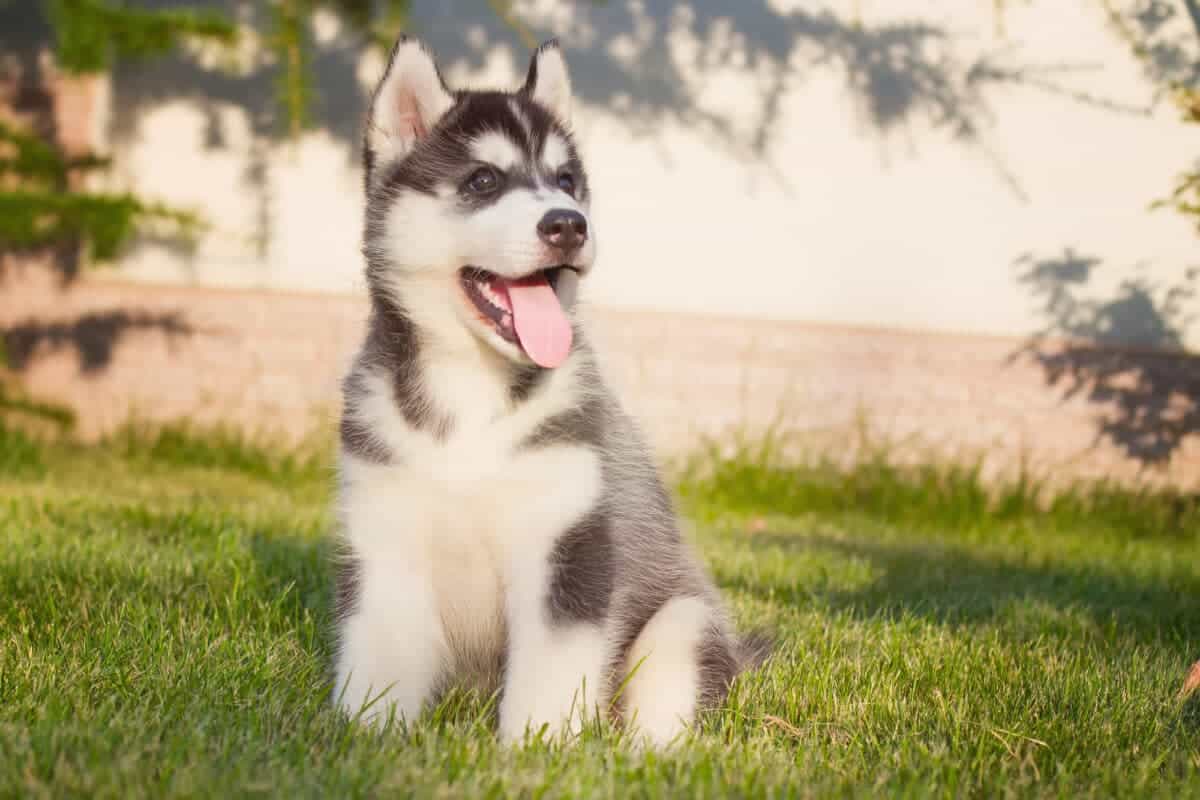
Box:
[95,1,1198,349]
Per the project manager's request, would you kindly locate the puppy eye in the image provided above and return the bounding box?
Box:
[556,171,576,196]
[465,167,500,195]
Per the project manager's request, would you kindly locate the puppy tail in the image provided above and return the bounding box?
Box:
[737,628,776,672]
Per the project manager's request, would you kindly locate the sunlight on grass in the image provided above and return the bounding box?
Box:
[0,424,1197,797]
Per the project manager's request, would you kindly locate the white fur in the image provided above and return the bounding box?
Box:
[471,131,525,172]
[620,595,712,746]
[376,184,595,280]
[335,343,604,728]
[542,134,570,173]
[500,555,609,741]
[371,180,595,367]
[334,542,445,724]
[367,40,454,168]
[460,188,595,279]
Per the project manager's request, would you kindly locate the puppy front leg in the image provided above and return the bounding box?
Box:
[498,555,610,743]
[333,567,447,727]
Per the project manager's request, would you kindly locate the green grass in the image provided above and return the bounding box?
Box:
[1,423,1198,798]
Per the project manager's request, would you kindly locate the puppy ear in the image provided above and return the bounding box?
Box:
[522,40,572,123]
[365,36,454,169]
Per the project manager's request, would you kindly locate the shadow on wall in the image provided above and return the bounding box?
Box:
[34,0,1147,247]
[0,3,84,282]
[0,0,1151,269]
[420,0,1143,195]
[1012,248,1200,466]
[3,310,194,375]
[100,0,1065,155]
[1119,0,1200,90]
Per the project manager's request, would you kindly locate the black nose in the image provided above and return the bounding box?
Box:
[537,209,588,252]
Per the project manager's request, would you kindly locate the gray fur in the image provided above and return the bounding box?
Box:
[546,506,614,625]
[349,296,453,442]
[526,334,768,709]
[508,363,547,405]
[340,370,393,464]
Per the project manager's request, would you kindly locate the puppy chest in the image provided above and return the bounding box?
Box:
[414,436,604,547]
[343,440,603,658]
[429,526,506,677]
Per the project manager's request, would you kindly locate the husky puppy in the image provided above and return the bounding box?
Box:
[333,35,769,745]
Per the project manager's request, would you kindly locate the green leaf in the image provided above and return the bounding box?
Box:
[0,190,203,261]
[0,122,110,188]
[48,0,237,75]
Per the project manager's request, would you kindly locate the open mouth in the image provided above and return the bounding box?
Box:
[459,266,578,368]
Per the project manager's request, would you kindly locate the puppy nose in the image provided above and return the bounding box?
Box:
[537,209,588,252]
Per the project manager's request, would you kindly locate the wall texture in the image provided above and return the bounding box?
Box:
[93,0,1200,348]
[4,263,1198,488]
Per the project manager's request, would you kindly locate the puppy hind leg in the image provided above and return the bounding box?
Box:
[616,595,721,747]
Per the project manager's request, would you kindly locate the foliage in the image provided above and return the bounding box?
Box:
[0,121,200,261]
[270,0,318,138]
[2,1,414,265]
[0,0,420,263]
[0,189,201,261]
[1153,87,1200,236]
[267,0,412,136]
[268,1,410,136]
[0,121,108,184]
[47,0,237,74]
[1096,0,1200,236]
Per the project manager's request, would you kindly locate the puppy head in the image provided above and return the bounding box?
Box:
[363,38,593,369]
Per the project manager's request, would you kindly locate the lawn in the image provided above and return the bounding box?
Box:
[1,424,1198,798]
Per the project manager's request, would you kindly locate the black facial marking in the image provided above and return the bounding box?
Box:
[364,82,588,229]
[460,93,533,145]
[556,170,576,197]
[443,93,554,210]
[464,165,502,196]
[546,507,615,626]
[456,167,535,212]
[379,154,444,196]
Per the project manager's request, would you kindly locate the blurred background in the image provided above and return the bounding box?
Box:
[2,0,1199,486]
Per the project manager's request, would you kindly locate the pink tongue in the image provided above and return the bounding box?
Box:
[503,274,573,368]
